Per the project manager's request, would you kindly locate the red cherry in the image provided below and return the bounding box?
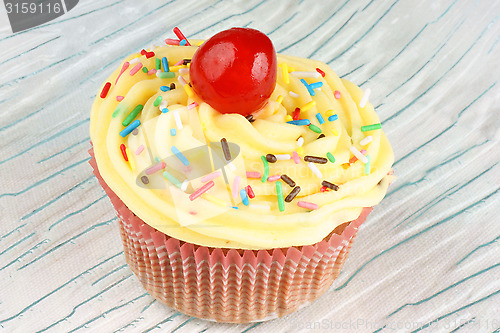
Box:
[190,28,277,116]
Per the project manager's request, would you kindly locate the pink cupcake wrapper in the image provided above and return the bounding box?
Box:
[88,146,372,323]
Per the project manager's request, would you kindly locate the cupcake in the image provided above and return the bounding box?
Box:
[89,27,394,323]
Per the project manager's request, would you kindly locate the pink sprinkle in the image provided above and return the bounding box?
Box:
[165,38,180,45]
[145,161,166,175]
[116,96,124,102]
[232,176,240,198]
[147,68,157,75]
[246,171,261,178]
[187,102,198,110]
[135,145,145,156]
[201,171,221,183]
[297,201,319,210]
[267,175,280,182]
[115,61,129,84]
[360,149,367,155]
[174,59,184,66]
[292,151,300,164]
[178,76,188,86]
[129,63,143,76]
[189,181,214,201]
[334,90,341,99]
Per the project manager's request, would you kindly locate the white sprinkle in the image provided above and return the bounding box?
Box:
[250,203,271,210]
[291,71,321,78]
[227,161,236,171]
[179,68,190,75]
[129,57,140,65]
[173,110,183,130]
[275,154,291,161]
[297,136,304,147]
[350,146,368,163]
[359,88,371,108]
[360,136,373,146]
[289,91,299,98]
[308,162,323,178]
[159,100,169,110]
[181,180,189,192]
[177,76,188,86]
[155,70,162,77]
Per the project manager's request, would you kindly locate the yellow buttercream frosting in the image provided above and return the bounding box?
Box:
[90,40,394,250]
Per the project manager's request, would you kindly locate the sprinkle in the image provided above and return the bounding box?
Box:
[301,79,315,96]
[169,65,184,72]
[246,171,261,179]
[328,114,338,122]
[331,128,339,136]
[359,88,371,108]
[309,82,323,90]
[245,185,255,199]
[315,113,325,124]
[221,138,231,161]
[291,71,320,78]
[142,67,148,73]
[240,189,250,206]
[281,63,289,84]
[100,82,111,98]
[275,154,290,161]
[187,102,198,110]
[146,161,166,175]
[184,84,194,98]
[304,155,327,164]
[232,206,239,210]
[155,58,161,70]
[165,38,180,45]
[266,153,277,163]
[116,96,124,101]
[308,124,321,133]
[162,108,169,113]
[276,95,283,105]
[115,62,130,84]
[129,63,143,76]
[296,147,304,155]
[260,156,269,183]
[153,95,163,107]
[173,27,191,46]
[364,155,371,174]
[122,104,144,126]
[147,68,157,75]
[189,181,214,201]
[321,180,339,191]
[292,151,300,164]
[170,128,176,136]
[285,115,293,122]
[158,71,175,79]
[350,146,368,163]
[119,119,141,137]
[163,170,182,189]
[316,68,326,77]
[287,119,310,126]
[201,171,221,183]
[129,57,140,65]
[292,108,300,120]
[145,51,155,59]
[285,186,301,202]
[360,136,373,146]
[171,146,189,166]
[320,186,328,192]
[170,83,176,90]
[140,49,147,55]
[317,133,326,139]
[173,110,183,129]
[361,123,382,132]
[334,90,341,99]
[120,144,128,161]
[203,193,226,206]
[297,201,319,210]
[127,148,136,171]
[179,39,187,46]
[232,176,240,198]
[326,152,335,163]
[245,114,255,123]
[301,101,316,112]
[162,56,169,72]
[181,180,189,192]
[267,175,280,182]
[289,91,299,98]
[308,162,322,178]
[160,85,170,92]
[183,59,191,65]
[296,137,304,147]
[140,176,149,184]
[280,174,296,187]
[179,67,189,75]
[276,181,285,212]
[135,145,145,155]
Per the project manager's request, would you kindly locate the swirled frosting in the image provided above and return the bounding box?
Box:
[90,41,394,250]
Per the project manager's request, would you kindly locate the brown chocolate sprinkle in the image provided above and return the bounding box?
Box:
[141,176,149,184]
[285,186,301,202]
[266,154,277,163]
[188,82,192,87]
[281,174,296,187]
[245,114,255,123]
[220,138,231,161]
[304,155,328,164]
[170,83,176,90]
[132,128,139,136]
[321,180,339,191]
[183,59,191,65]
[317,133,326,139]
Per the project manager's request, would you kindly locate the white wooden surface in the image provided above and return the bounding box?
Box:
[1,0,499,332]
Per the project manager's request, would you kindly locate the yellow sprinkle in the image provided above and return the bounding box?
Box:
[285,115,293,122]
[184,84,194,98]
[126,148,136,172]
[197,41,204,46]
[301,101,316,112]
[288,66,295,72]
[326,110,336,117]
[169,65,184,72]
[276,95,283,105]
[331,128,339,136]
[297,147,304,155]
[282,63,289,84]
[203,193,226,207]
[187,62,190,68]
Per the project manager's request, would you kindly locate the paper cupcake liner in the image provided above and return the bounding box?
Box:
[88,146,372,323]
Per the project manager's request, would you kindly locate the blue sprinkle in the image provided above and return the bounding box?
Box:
[162,56,169,72]
[328,114,338,122]
[162,108,169,113]
[170,128,176,136]
[232,206,239,209]
[315,113,325,125]
[119,119,141,137]
[179,39,187,46]
[240,189,249,206]
[160,85,170,92]
[286,119,310,126]
[300,79,315,96]
[171,146,189,166]
[309,82,323,89]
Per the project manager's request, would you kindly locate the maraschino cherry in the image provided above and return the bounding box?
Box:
[190,28,277,116]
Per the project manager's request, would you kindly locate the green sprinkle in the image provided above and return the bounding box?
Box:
[261,156,269,183]
[361,123,382,132]
[122,104,143,126]
[112,105,123,118]
[276,181,285,212]
[158,71,175,79]
[326,152,336,163]
[142,67,148,73]
[155,58,161,70]
[364,155,371,174]
[153,95,163,107]
[309,124,322,133]
[163,171,182,189]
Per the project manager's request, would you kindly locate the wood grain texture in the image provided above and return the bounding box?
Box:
[1,0,499,332]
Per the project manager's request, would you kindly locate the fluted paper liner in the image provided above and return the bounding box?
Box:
[89,146,372,323]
